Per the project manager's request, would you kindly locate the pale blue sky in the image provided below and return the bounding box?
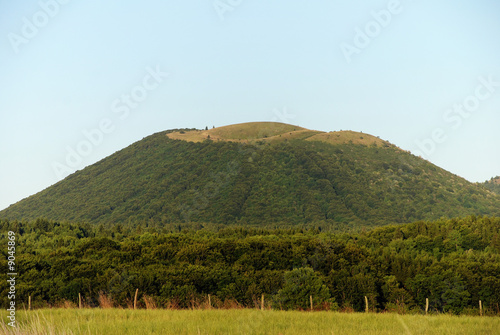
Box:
[1,0,500,211]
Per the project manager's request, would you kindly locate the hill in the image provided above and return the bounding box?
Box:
[482,176,500,195]
[1,122,499,230]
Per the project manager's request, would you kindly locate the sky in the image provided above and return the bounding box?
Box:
[1,0,499,211]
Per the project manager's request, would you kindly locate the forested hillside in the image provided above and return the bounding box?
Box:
[1,123,499,231]
[483,176,500,195]
[1,216,499,314]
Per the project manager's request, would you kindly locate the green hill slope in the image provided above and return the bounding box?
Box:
[482,176,500,195]
[1,122,499,230]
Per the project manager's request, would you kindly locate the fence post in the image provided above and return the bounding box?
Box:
[208,294,211,309]
[261,294,265,311]
[28,296,31,311]
[365,296,369,313]
[479,300,482,316]
[79,293,82,309]
[310,295,313,311]
[134,289,139,310]
[425,298,429,315]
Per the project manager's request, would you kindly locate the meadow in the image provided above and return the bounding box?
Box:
[1,309,499,335]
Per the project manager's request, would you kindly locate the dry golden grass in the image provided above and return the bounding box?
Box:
[143,295,157,310]
[262,129,323,142]
[167,122,307,143]
[57,300,77,309]
[166,122,392,150]
[98,292,114,309]
[305,130,388,147]
[209,122,305,140]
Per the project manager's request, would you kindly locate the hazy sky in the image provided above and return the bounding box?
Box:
[1,0,499,211]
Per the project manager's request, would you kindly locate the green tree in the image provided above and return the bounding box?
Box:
[274,267,332,310]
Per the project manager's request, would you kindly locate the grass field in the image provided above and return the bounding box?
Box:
[166,122,310,143]
[166,122,389,148]
[1,309,499,335]
[305,131,388,147]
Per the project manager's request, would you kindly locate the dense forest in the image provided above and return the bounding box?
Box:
[1,128,499,231]
[1,216,499,315]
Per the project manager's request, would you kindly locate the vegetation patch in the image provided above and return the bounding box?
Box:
[1,309,499,335]
[1,216,499,315]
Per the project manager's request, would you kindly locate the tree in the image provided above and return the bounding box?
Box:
[274,267,332,310]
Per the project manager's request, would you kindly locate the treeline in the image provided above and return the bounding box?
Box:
[1,216,500,314]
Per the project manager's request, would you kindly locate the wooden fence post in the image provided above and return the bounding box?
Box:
[425,298,429,315]
[79,293,82,309]
[261,294,265,311]
[134,289,139,310]
[208,294,211,309]
[479,300,482,316]
[310,295,313,311]
[28,296,31,311]
[364,296,369,313]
